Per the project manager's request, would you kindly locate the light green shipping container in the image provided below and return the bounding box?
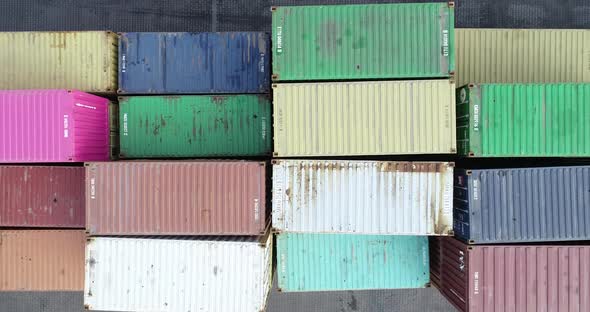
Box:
[272,3,454,81]
[119,95,272,158]
[457,83,590,157]
[276,233,429,292]
[0,31,118,93]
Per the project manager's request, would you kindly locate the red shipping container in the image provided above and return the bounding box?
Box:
[0,166,85,228]
[85,161,268,236]
[432,237,590,312]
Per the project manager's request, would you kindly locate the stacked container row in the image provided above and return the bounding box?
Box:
[271,2,456,293]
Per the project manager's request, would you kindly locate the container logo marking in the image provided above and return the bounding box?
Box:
[254,198,260,221]
[75,103,97,110]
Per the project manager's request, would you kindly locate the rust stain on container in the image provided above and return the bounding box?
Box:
[433,237,590,312]
[0,230,85,291]
[85,161,267,236]
[0,166,85,228]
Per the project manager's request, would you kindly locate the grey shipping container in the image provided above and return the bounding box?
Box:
[454,166,590,244]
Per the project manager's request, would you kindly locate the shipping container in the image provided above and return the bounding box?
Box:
[433,237,590,312]
[0,166,84,228]
[119,32,269,94]
[454,166,590,244]
[85,161,267,236]
[0,230,85,291]
[277,233,429,292]
[84,234,272,312]
[457,83,590,157]
[456,29,590,87]
[0,31,118,93]
[0,90,110,162]
[119,95,271,158]
[271,3,454,81]
[273,80,456,157]
[272,160,453,235]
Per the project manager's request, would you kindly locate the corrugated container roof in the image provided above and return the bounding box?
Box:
[119,95,272,158]
[273,80,456,157]
[0,31,118,93]
[457,83,590,157]
[272,3,454,80]
[277,233,429,292]
[434,237,590,312]
[454,166,590,244]
[118,32,270,94]
[456,28,590,87]
[0,89,110,162]
[85,234,272,312]
[0,230,85,291]
[86,161,268,236]
[272,160,453,235]
[0,166,84,228]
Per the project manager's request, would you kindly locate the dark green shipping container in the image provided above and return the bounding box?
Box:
[457,83,590,157]
[271,2,455,81]
[119,95,272,158]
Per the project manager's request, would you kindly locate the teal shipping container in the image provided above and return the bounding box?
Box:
[271,2,455,81]
[119,95,272,158]
[276,233,429,292]
[457,83,590,157]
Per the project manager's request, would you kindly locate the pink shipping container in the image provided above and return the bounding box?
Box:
[85,161,268,236]
[0,166,84,228]
[0,90,110,162]
[433,237,590,312]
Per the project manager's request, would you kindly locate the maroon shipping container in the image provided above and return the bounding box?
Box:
[0,166,84,228]
[433,237,590,312]
[85,161,268,236]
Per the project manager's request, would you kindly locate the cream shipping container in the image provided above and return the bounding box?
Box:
[273,80,456,157]
[0,31,118,93]
[85,234,272,312]
[272,160,453,235]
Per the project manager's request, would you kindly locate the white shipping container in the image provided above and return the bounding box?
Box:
[84,234,272,312]
[272,160,454,235]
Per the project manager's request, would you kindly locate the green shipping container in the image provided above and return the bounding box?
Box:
[271,3,454,81]
[276,233,429,292]
[119,95,272,158]
[457,83,590,157]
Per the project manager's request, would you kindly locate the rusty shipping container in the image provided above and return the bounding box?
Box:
[455,166,590,244]
[85,161,267,236]
[0,230,85,291]
[0,166,84,228]
[0,31,118,93]
[272,160,454,235]
[432,237,590,312]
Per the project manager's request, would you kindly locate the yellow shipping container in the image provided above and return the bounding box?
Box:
[273,80,456,157]
[0,31,118,93]
[456,29,590,87]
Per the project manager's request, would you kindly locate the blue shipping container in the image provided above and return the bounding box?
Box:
[118,32,270,94]
[454,166,590,244]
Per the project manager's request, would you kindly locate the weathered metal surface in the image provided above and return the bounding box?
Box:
[456,29,590,87]
[454,166,590,244]
[0,230,85,291]
[118,32,270,94]
[119,95,271,158]
[0,90,110,162]
[0,166,84,228]
[277,233,429,292]
[273,80,456,157]
[433,237,590,312]
[0,31,118,93]
[272,3,454,81]
[85,161,267,236]
[85,234,273,312]
[108,102,119,160]
[272,160,453,235]
[457,83,590,157]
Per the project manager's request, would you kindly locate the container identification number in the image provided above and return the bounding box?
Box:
[442,30,449,57]
[276,27,283,53]
[473,104,479,132]
[63,115,69,138]
[474,272,479,294]
[122,113,128,136]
